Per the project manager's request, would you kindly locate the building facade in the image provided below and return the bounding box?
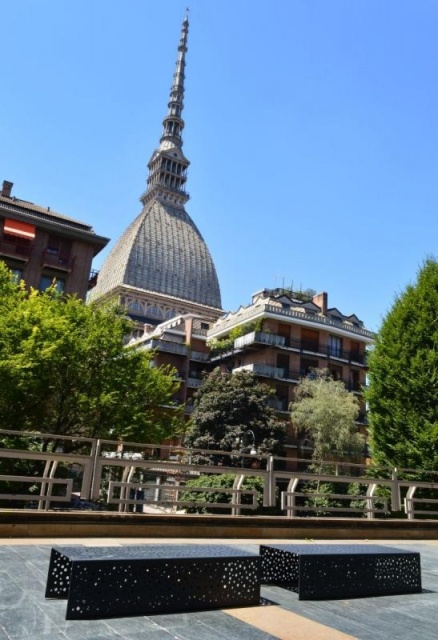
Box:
[131,288,374,457]
[132,314,212,414]
[0,180,109,299]
[207,288,374,455]
[89,16,223,331]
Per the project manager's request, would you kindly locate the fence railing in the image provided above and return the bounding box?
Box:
[1,429,438,519]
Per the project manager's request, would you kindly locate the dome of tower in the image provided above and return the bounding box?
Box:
[89,199,222,309]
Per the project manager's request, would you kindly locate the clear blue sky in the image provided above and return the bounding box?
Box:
[2,1,438,333]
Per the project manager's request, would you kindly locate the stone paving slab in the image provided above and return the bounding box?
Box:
[0,539,437,639]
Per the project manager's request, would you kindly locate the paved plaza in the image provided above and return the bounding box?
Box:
[1,537,438,640]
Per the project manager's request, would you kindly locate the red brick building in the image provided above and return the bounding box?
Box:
[0,180,109,299]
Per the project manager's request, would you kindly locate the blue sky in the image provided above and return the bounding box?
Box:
[2,1,437,333]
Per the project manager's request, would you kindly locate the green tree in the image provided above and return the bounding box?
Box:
[184,369,287,464]
[179,473,277,514]
[0,262,181,441]
[291,368,363,467]
[367,258,438,470]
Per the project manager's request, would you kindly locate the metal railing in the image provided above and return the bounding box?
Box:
[208,303,375,341]
[217,330,367,365]
[1,429,438,519]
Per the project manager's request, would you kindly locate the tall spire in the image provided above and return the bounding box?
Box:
[141,15,190,208]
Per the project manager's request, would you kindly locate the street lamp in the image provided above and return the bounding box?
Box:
[236,430,257,467]
[244,430,257,455]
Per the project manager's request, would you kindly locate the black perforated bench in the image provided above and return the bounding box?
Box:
[46,544,260,619]
[260,543,422,600]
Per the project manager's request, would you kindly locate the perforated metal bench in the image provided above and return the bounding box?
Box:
[46,544,260,619]
[261,544,422,600]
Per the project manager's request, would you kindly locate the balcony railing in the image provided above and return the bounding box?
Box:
[230,331,366,365]
[233,363,301,381]
[190,350,210,362]
[187,377,203,388]
[42,250,75,272]
[143,339,188,356]
[234,331,286,349]
[233,363,364,390]
[209,303,375,341]
[88,269,99,290]
[0,236,32,261]
[268,398,290,412]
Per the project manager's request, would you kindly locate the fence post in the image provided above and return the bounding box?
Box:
[391,467,401,511]
[231,474,245,516]
[264,455,275,507]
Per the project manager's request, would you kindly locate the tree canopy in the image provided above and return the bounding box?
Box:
[366,257,438,470]
[0,262,181,441]
[184,369,287,463]
[291,368,363,465]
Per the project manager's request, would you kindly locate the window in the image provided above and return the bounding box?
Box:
[300,358,318,376]
[147,305,163,319]
[45,236,72,266]
[301,328,319,351]
[328,335,343,358]
[39,275,65,293]
[329,365,343,381]
[128,300,144,313]
[10,267,23,283]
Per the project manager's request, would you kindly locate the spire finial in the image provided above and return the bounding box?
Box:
[141,17,191,207]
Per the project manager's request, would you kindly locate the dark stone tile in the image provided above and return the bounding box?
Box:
[173,620,277,640]
[120,632,180,640]
[35,599,73,627]
[0,579,29,611]
[54,620,124,639]
[0,598,62,638]
[105,616,167,634]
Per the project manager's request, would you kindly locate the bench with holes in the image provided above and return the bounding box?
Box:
[45,544,261,619]
[260,544,422,600]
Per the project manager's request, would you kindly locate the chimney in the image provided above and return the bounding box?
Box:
[1,181,13,198]
[313,291,328,315]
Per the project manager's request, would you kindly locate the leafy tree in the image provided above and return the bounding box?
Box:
[0,262,182,442]
[367,258,438,471]
[179,473,268,514]
[184,369,287,464]
[291,368,363,468]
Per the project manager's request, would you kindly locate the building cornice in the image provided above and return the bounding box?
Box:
[208,303,375,343]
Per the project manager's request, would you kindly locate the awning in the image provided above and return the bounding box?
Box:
[4,218,35,240]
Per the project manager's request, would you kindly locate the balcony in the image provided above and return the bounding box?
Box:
[208,303,375,341]
[42,250,75,272]
[269,398,290,412]
[190,350,210,362]
[0,236,32,261]
[281,337,366,364]
[88,269,99,290]
[142,339,188,356]
[228,331,366,365]
[234,331,286,349]
[187,377,203,388]
[233,363,301,381]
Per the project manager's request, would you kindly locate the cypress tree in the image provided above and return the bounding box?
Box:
[367,258,438,470]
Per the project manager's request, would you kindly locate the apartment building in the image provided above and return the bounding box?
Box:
[206,288,375,455]
[131,287,374,458]
[0,180,109,299]
[132,313,213,413]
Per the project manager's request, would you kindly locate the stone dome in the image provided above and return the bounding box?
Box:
[89,199,222,310]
